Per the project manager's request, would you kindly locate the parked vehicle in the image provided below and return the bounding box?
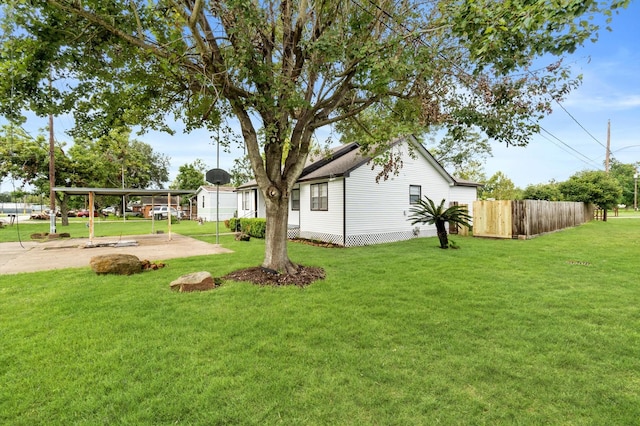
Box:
[101,206,116,215]
[124,209,142,217]
[77,209,99,217]
[149,206,179,219]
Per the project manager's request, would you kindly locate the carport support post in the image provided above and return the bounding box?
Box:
[167,191,172,241]
[88,191,95,243]
[150,195,155,234]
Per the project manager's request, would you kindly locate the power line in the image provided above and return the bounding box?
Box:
[553,99,607,149]
[539,126,602,169]
[352,0,604,169]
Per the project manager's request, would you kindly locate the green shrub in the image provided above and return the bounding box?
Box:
[233,218,266,238]
[228,218,241,232]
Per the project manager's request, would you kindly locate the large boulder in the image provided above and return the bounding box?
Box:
[90,254,142,275]
[170,271,218,292]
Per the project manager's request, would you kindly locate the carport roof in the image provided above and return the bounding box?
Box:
[52,187,195,196]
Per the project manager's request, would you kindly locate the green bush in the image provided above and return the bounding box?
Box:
[228,218,240,232]
[229,218,266,238]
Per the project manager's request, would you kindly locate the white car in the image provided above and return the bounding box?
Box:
[150,206,179,219]
[102,206,116,215]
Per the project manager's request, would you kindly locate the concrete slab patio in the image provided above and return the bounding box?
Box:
[0,234,233,275]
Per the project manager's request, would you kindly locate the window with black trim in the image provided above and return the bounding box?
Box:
[291,188,300,211]
[311,183,328,211]
[410,185,422,204]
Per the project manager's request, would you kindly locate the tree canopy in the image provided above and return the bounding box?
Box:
[170,159,207,190]
[0,0,629,273]
[559,170,623,211]
[479,171,522,200]
[522,181,564,201]
[0,124,169,222]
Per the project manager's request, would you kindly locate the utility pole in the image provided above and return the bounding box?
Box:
[634,169,638,212]
[48,73,56,233]
[605,119,611,173]
[48,112,56,234]
[602,119,611,222]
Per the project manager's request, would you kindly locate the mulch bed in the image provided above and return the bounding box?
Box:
[289,238,343,248]
[222,265,325,287]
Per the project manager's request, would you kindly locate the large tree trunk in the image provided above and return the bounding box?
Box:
[58,193,70,226]
[262,192,297,274]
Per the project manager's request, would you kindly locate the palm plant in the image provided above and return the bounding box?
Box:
[408,197,472,249]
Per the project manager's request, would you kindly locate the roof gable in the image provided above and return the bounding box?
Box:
[299,136,458,185]
[237,136,480,188]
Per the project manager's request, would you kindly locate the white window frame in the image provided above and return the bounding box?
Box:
[291,188,300,211]
[410,185,422,204]
[310,183,328,211]
[242,191,251,211]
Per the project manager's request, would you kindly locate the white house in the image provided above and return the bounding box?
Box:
[237,136,480,246]
[194,186,237,222]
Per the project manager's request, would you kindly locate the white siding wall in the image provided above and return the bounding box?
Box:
[287,186,300,227]
[237,188,266,219]
[448,186,478,221]
[256,189,266,218]
[344,142,451,245]
[298,179,345,245]
[198,191,237,221]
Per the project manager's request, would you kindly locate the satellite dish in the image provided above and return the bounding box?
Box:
[206,168,231,185]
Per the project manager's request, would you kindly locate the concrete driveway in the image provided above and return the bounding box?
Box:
[0,233,233,275]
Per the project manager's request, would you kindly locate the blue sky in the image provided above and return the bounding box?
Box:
[2,2,638,191]
[484,1,640,187]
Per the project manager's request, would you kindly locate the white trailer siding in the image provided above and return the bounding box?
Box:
[197,189,237,221]
[287,185,301,227]
[448,185,478,221]
[298,179,345,244]
[343,143,451,245]
[237,188,264,219]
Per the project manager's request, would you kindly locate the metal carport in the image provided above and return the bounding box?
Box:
[52,187,195,243]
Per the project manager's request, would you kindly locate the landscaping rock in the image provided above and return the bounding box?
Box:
[170,271,218,292]
[90,254,142,275]
[141,259,166,271]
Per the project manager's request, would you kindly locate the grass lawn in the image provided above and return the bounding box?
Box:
[1,219,640,424]
[0,216,230,243]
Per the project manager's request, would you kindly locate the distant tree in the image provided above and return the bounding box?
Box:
[559,170,622,221]
[171,159,207,190]
[230,156,255,187]
[428,127,492,179]
[453,164,487,186]
[0,125,78,224]
[479,171,521,200]
[522,181,564,201]
[409,197,472,249]
[609,159,639,207]
[0,125,169,223]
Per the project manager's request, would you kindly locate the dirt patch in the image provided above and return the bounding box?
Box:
[222,265,325,287]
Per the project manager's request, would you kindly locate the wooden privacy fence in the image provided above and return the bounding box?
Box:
[472,200,594,239]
